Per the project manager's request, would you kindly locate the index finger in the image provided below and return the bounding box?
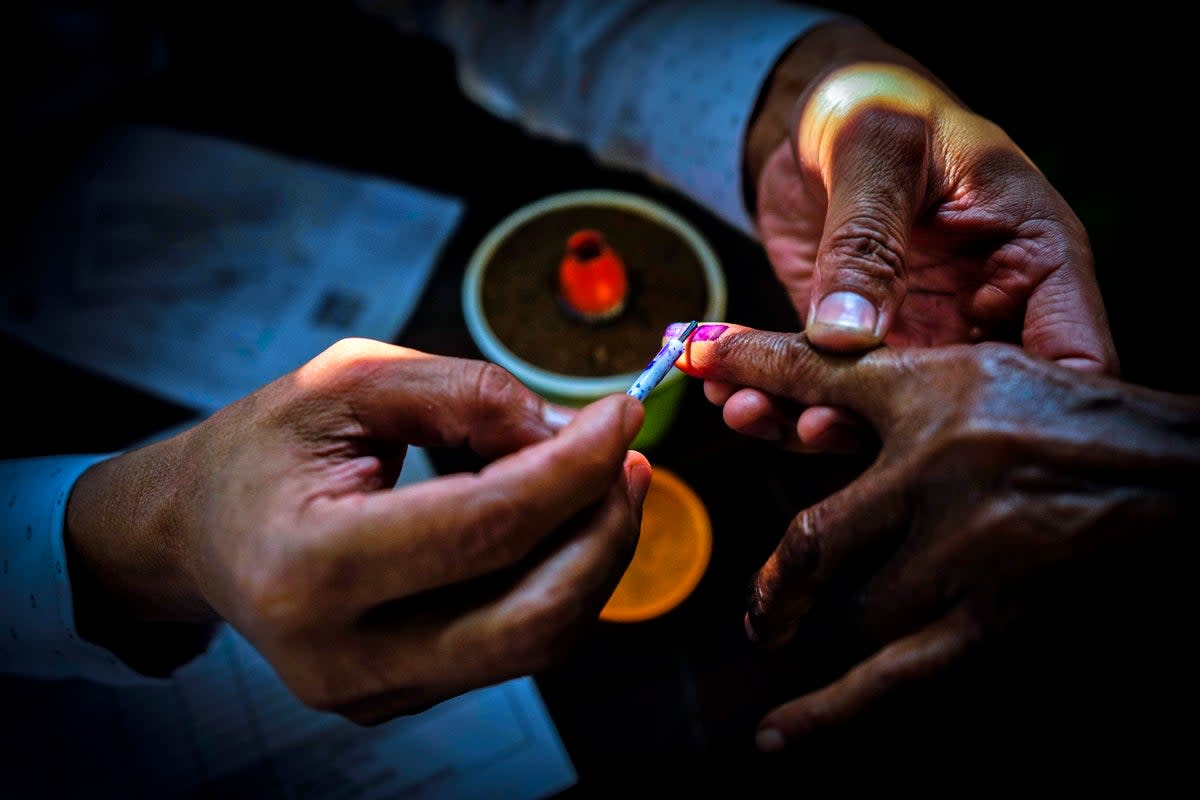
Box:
[667,322,903,429]
[305,393,644,612]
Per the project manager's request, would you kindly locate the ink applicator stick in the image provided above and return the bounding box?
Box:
[626,321,698,402]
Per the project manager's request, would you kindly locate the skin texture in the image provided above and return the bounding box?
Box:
[671,323,1200,749]
[737,20,1118,448]
[65,338,650,724]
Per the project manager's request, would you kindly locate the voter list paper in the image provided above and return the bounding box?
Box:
[2,123,458,416]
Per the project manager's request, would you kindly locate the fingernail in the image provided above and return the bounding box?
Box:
[542,403,577,432]
[755,727,786,753]
[626,460,652,508]
[1056,356,1106,373]
[812,291,877,336]
[663,321,729,342]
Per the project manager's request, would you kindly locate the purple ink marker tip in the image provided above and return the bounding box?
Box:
[626,321,699,402]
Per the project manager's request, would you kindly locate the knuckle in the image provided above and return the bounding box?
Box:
[319,337,384,370]
[824,219,906,285]
[233,551,312,632]
[233,533,349,633]
[956,344,1034,422]
[970,148,1058,213]
[302,337,393,394]
[845,106,928,167]
[466,361,546,445]
[904,342,1033,457]
[780,513,824,576]
[969,340,1032,376]
[322,336,372,360]
[470,361,526,411]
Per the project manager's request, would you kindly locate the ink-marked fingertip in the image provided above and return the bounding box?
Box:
[663,321,730,342]
[625,455,652,509]
[665,321,734,373]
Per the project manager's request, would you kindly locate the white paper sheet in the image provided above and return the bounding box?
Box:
[1,124,462,415]
[2,632,576,800]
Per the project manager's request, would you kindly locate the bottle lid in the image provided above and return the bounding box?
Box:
[557,229,628,322]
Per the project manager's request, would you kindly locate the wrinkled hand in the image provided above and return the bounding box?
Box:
[755,55,1117,370]
[740,23,1118,448]
[672,323,1199,748]
[67,338,650,724]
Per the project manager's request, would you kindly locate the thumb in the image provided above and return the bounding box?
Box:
[797,66,936,351]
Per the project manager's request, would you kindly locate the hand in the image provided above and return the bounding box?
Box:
[671,323,1199,748]
[66,338,650,724]
[738,22,1118,448]
[749,22,1117,368]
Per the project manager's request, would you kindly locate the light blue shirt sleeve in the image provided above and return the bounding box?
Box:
[0,455,177,685]
[359,0,843,237]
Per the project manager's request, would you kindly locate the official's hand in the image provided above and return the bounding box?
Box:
[738,23,1118,449]
[67,339,650,724]
[756,56,1116,368]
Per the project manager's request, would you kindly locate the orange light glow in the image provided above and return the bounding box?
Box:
[599,466,711,622]
[558,229,628,322]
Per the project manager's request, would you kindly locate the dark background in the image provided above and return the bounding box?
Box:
[4,2,1193,795]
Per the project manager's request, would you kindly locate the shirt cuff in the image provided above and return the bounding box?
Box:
[588,2,841,237]
[0,454,190,685]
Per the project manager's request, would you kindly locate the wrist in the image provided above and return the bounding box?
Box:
[65,435,215,629]
[743,20,936,215]
[65,437,219,676]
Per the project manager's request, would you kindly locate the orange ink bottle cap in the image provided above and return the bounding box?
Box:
[558,229,628,322]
